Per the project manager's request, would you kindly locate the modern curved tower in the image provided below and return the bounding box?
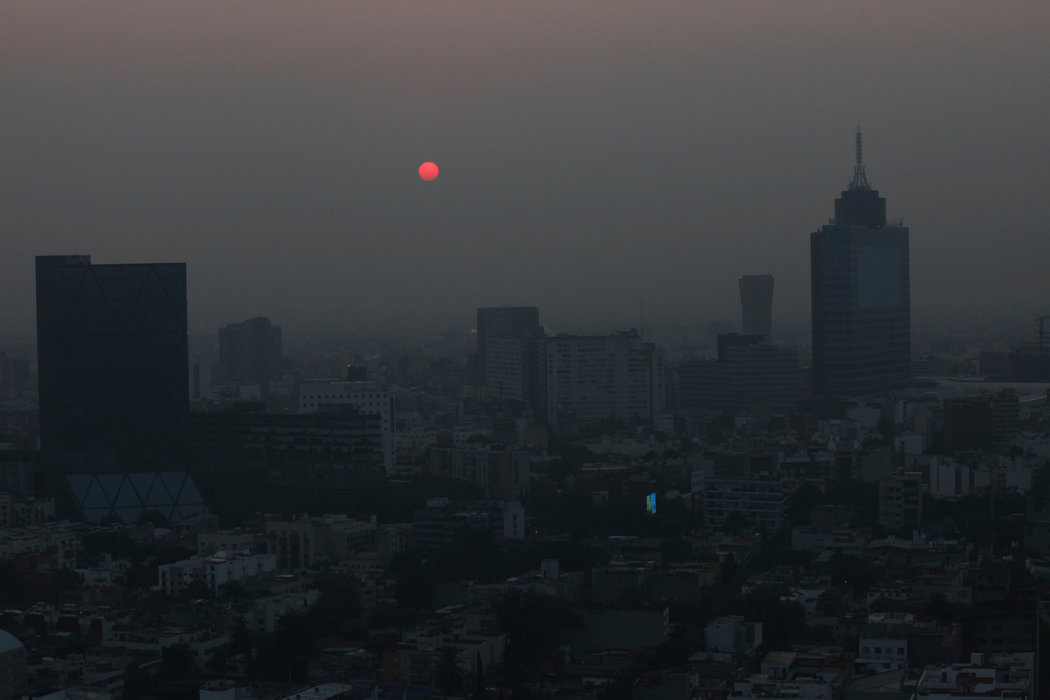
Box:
[739,274,774,341]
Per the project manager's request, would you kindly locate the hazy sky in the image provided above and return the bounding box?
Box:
[3,1,1048,338]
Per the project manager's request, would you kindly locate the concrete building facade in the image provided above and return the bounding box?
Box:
[300,378,393,473]
[545,331,652,430]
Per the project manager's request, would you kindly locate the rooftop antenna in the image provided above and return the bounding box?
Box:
[849,127,871,190]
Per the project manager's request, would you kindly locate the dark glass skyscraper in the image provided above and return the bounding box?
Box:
[475,305,542,387]
[810,132,910,397]
[36,256,199,522]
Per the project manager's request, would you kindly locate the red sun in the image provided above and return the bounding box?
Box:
[418,161,439,181]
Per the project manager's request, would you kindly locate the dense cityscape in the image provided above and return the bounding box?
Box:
[1,136,1049,700]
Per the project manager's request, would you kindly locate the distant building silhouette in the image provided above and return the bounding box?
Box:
[218,316,282,394]
[942,389,1020,451]
[979,317,1050,381]
[35,255,202,523]
[429,444,531,500]
[544,330,660,431]
[188,408,384,520]
[474,308,664,431]
[678,333,800,415]
[738,274,774,341]
[0,353,30,395]
[475,306,542,387]
[810,130,910,397]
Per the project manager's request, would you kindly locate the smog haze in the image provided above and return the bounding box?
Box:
[3,1,1048,336]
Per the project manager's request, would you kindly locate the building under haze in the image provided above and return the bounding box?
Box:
[739,274,774,341]
[299,371,394,473]
[188,409,385,520]
[678,334,800,415]
[35,255,203,522]
[979,317,1050,381]
[810,132,910,398]
[218,316,282,395]
[476,306,543,387]
[544,330,656,431]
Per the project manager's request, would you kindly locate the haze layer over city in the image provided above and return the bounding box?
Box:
[3,1,1049,339]
[10,3,1050,698]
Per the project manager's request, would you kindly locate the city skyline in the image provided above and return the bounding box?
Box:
[2,2,1048,337]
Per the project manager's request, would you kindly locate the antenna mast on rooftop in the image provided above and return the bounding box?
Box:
[849,127,871,190]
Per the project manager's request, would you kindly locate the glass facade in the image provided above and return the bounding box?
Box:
[811,219,911,397]
[811,133,911,398]
[65,471,205,524]
[36,255,193,521]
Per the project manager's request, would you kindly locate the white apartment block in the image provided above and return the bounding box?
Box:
[103,625,229,671]
[158,551,276,597]
[705,615,762,654]
[0,522,78,568]
[856,624,908,674]
[197,529,261,557]
[913,652,1032,699]
[697,476,797,530]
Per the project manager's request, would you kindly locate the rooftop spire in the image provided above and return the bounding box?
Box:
[849,127,871,190]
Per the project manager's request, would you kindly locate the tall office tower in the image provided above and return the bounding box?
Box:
[739,275,774,341]
[476,304,541,386]
[810,131,910,397]
[36,255,201,522]
[218,316,282,393]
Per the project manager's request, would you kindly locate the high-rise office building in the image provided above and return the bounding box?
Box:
[36,255,202,522]
[475,306,542,387]
[739,275,774,341]
[218,316,283,393]
[810,131,910,397]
